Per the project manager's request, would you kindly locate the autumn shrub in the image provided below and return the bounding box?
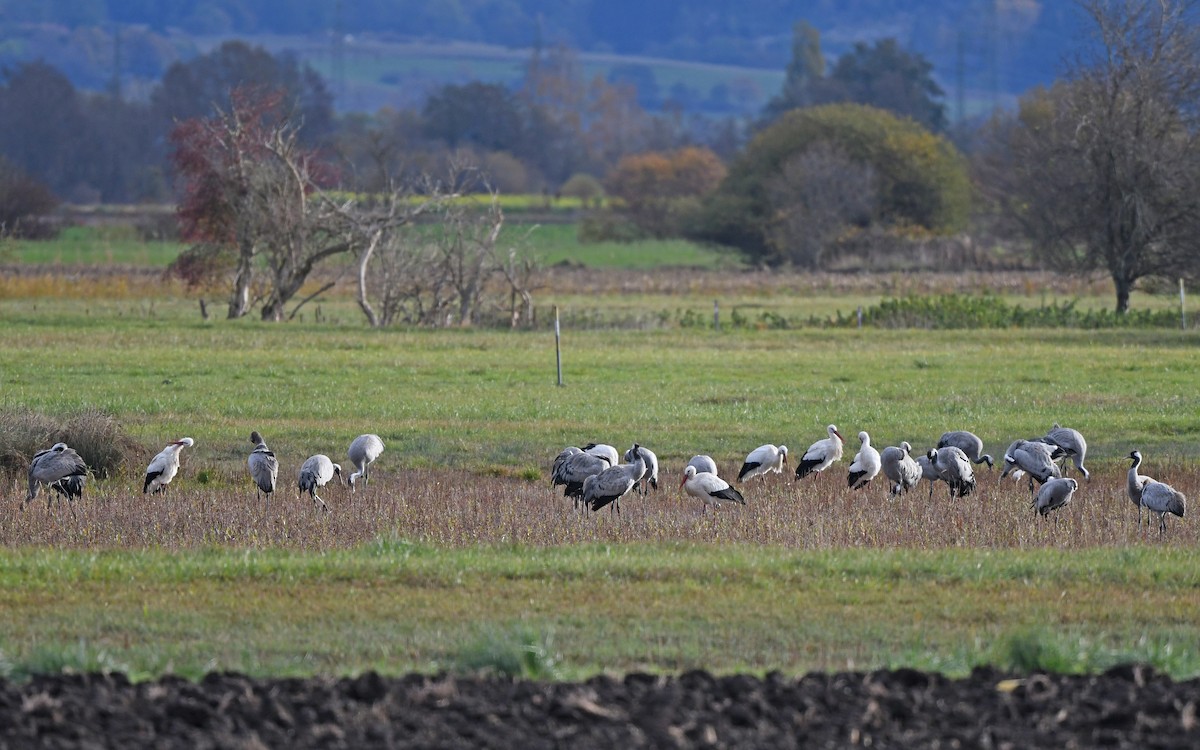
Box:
[0,408,141,480]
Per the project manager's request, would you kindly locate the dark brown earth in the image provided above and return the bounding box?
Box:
[1,665,1196,749]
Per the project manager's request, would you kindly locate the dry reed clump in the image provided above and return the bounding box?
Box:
[0,407,141,481]
[0,462,1193,551]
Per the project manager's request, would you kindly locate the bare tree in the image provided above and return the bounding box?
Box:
[764,142,877,267]
[980,0,1200,312]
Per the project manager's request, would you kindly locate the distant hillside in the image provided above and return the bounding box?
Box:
[0,0,1084,116]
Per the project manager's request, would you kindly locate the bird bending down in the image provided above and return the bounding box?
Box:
[937,431,994,469]
[25,442,88,514]
[583,442,620,467]
[1128,450,1186,535]
[624,443,659,494]
[1032,477,1077,517]
[737,444,788,482]
[143,437,195,494]
[1039,424,1089,480]
[929,446,976,499]
[846,431,882,490]
[795,425,844,480]
[680,465,745,512]
[880,441,921,497]
[553,449,612,508]
[584,446,647,515]
[1000,439,1060,495]
[298,454,341,512]
[347,434,385,490]
[687,455,719,477]
[248,431,279,510]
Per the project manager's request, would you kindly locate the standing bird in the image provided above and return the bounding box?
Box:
[687,455,719,477]
[583,443,620,467]
[680,465,745,512]
[25,442,88,512]
[1128,450,1186,535]
[347,433,385,490]
[553,450,612,508]
[1032,477,1078,517]
[937,431,994,469]
[880,441,921,497]
[624,443,659,494]
[552,447,583,485]
[143,437,195,495]
[795,425,845,480]
[846,431,882,490]
[1127,450,1151,527]
[737,444,788,482]
[298,454,341,512]
[1039,424,1090,480]
[248,431,279,510]
[584,446,647,514]
[49,475,86,504]
[916,451,943,499]
[1000,439,1061,495]
[929,447,977,499]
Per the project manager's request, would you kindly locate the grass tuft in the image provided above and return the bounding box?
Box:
[448,627,563,680]
[0,407,141,480]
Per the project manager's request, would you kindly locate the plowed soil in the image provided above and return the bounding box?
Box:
[1,664,1197,748]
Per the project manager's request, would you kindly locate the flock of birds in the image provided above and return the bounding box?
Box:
[22,432,386,516]
[19,421,1188,536]
[551,423,1188,535]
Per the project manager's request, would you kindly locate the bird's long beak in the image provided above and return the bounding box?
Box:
[834,430,844,442]
[679,473,688,489]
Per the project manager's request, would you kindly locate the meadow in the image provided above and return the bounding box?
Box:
[0,229,1198,682]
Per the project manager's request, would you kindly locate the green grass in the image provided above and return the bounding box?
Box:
[3,226,187,267]
[0,544,1195,681]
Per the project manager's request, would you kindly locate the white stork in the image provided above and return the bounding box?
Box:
[25,442,88,513]
[1000,439,1060,495]
[1032,477,1077,517]
[583,443,621,467]
[880,441,921,497]
[584,446,647,515]
[347,433,385,490]
[937,431,994,469]
[248,431,279,509]
[846,431,881,490]
[737,444,788,482]
[1040,424,1089,480]
[624,443,659,494]
[687,455,719,476]
[143,437,195,494]
[298,454,341,512]
[680,465,745,512]
[795,425,844,480]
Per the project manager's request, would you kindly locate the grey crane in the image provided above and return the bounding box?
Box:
[1128,450,1186,535]
[680,465,745,512]
[584,445,647,515]
[1127,450,1151,527]
[880,441,921,497]
[347,433,385,490]
[846,431,882,490]
[143,437,195,494]
[1000,439,1061,495]
[795,425,844,480]
[552,446,582,483]
[583,443,620,467]
[916,451,943,499]
[624,443,659,494]
[1032,477,1077,517]
[737,444,788,482]
[553,449,612,508]
[936,431,994,469]
[49,475,86,504]
[1039,424,1089,480]
[929,446,976,499]
[298,454,341,512]
[25,442,88,514]
[248,431,279,510]
[687,455,719,477]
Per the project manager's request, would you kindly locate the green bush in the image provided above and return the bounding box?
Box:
[859,294,1182,329]
[0,407,141,480]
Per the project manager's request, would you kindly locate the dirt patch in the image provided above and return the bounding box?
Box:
[2,665,1196,748]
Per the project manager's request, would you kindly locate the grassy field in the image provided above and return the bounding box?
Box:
[1,233,1199,682]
